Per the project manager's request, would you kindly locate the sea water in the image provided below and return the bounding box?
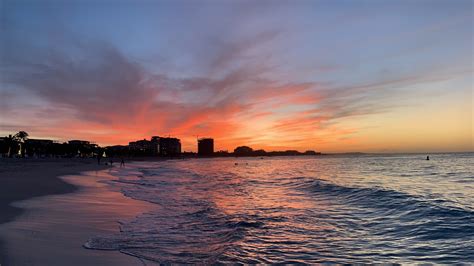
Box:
[85,153,474,264]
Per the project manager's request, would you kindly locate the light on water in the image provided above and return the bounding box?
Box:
[85,153,474,264]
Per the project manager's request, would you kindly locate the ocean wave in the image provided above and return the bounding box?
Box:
[298,178,474,254]
[84,155,474,264]
[83,205,274,264]
[302,178,473,215]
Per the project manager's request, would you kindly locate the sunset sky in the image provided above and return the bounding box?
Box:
[1,0,473,153]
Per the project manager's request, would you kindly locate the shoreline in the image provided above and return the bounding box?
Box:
[0,160,156,265]
[0,158,109,225]
[0,158,114,265]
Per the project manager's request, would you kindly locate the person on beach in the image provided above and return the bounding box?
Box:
[120,158,125,167]
[97,153,102,165]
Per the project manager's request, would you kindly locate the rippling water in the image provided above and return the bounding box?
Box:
[85,153,474,264]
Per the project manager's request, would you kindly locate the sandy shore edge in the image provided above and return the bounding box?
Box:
[0,158,109,223]
[0,158,110,264]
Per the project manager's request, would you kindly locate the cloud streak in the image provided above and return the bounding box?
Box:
[2,32,468,151]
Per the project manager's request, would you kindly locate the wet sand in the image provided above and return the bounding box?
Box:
[0,159,155,265]
[0,158,107,225]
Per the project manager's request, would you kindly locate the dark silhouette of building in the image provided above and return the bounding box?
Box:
[25,139,53,157]
[198,138,214,156]
[151,136,160,155]
[159,137,181,156]
[68,140,97,157]
[105,145,129,157]
[129,139,154,153]
[128,136,181,156]
[68,140,90,146]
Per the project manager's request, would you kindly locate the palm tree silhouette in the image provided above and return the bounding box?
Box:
[4,135,16,158]
[14,131,29,157]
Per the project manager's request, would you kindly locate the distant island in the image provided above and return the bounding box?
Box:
[0,131,321,159]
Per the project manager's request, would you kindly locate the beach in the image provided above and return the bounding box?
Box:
[0,154,473,264]
[0,159,107,225]
[0,158,154,265]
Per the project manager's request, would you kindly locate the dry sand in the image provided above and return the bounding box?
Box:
[0,158,155,265]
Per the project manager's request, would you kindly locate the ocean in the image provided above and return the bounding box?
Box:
[85,153,474,264]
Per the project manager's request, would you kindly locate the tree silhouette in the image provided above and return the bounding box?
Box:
[14,131,29,157]
[4,135,16,158]
[14,131,29,142]
[234,146,254,156]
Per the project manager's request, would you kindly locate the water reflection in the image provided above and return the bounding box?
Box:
[86,153,474,264]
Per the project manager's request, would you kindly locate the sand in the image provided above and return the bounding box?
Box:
[0,158,106,225]
[0,158,155,265]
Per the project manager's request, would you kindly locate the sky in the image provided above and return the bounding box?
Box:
[0,0,473,153]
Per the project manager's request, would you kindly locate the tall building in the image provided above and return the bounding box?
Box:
[198,138,214,156]
[151,136,160,155]
[159,137,181,156]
